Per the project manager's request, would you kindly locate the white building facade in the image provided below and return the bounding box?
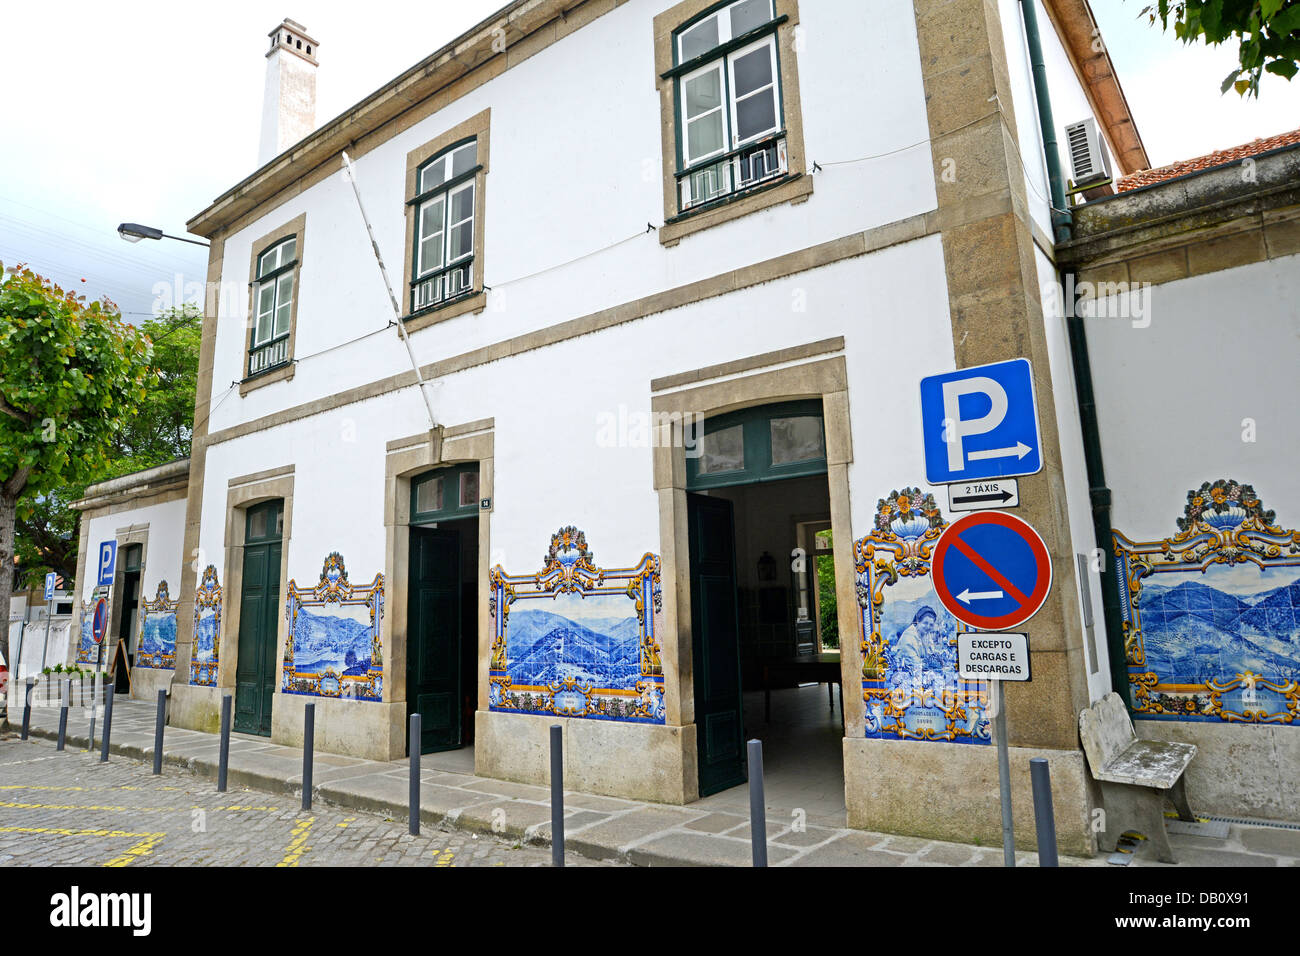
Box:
[61,0,1191,853]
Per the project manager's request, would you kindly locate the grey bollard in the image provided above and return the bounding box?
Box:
[99,688,114,762]
[217,695,232,792]
[302,702,315,811]
[550,724,564,867]
[56,680,70,751]
[88,674,101,748]
[409,713,420,836]
[1030,757,1059,867]
[748,739,768,867]
[21,678,33,739]
[152,689,167,775]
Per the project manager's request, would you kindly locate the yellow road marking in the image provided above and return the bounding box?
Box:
[337,816,357,828]
[0,801,280,813]
[105,835,165,867]
[434,848,455,867]
[277,816,314,867]
[0,826,160,838]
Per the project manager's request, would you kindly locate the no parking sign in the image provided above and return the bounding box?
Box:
[92,599,110,645]
[932,511,1052,630]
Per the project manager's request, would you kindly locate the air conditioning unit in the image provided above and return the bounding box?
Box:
[1064,117,1112,187]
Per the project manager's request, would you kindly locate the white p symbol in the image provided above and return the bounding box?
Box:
[100,544,114,581]
[941,376,1007,471]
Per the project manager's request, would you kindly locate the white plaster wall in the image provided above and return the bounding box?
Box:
[197,236,957,598]
[259,51,317,166]
[79,499,188,607]
[1035,246,1112,702]
[206,0,937,435]
[1000,0,1123,239]
[1087,255,1300,540]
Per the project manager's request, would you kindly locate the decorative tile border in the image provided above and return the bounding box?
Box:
[856,488,990,744]
[190,566,222,686]
[135,580,177,670]
[1114,479,1300,724]
[489,526,665,724]
[75,601,96,664]
[282,552,384,701]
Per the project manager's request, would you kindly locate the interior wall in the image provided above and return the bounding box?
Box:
[701,474,831,684]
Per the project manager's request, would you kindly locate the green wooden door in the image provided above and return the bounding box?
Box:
[235,501,282,736]
[688,492,746,796]
[408,526,462,753]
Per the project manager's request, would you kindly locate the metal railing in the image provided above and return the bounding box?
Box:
[248,335,291,377]
[678,131,788,212]
[411,260,474,313]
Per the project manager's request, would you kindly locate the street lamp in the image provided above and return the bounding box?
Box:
[117,222,209,248]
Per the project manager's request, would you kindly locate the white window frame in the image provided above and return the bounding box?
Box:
[672,1,785,212]
[412,140,477,313]
[250,236,296,371]
[675,0,774,64]
[726,35,780,149]
[679,60,730,168]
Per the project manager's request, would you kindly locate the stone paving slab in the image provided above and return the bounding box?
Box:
[770,825,841,848]
[526,810,611,844]
[459,800,558,839]
[568,808,711,861]
[459,778,552,801]
[11,699,1300,868]
[1241,827,1300,857]
[682,811,747,833]
[629,831,797,867]
[564,792,638,813]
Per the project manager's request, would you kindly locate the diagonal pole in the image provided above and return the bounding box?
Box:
[339,150,439,432]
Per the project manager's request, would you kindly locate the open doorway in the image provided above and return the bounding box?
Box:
[113,544,142,694]
[407,464,480,764]
[687,401,845,818]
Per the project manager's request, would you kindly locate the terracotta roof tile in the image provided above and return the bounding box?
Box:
[1116,128,1300,192]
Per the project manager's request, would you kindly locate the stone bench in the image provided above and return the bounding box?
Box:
[1079,692,1197,863]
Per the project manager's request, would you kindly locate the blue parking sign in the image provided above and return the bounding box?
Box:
[44,571,57,601]
[920,358,1043,485]
[97,541,117,587]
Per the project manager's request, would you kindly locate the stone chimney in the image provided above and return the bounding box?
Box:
[258,19,319,166]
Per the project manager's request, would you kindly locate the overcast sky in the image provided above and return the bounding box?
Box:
[1,0,1296,319]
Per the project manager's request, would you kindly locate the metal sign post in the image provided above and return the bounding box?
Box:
[988,680,1015,867]
[37,608,53,678]
[959,634,1033,868]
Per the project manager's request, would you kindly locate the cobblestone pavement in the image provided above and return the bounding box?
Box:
[0,734,614,867]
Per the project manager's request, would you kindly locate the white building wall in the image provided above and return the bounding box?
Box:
[79,499,187,608]
[1086,255,1300,536]
[199,237,957,589]
[206,0,937,437]
[1035,246,1112,702]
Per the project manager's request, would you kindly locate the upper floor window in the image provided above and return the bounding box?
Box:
[249,235,296,378]
[411,463,480,524]
[654,0,809,244]
[673,0,785,212]
[686,399,825,490]
[410,139,479,314]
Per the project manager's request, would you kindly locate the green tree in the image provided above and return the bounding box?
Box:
[0,264,154,669]
[12,487,80,587]
[105,304,201,475]
[10,304,201,594]
[816,529,838,649]
[1142,0,1300,96]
